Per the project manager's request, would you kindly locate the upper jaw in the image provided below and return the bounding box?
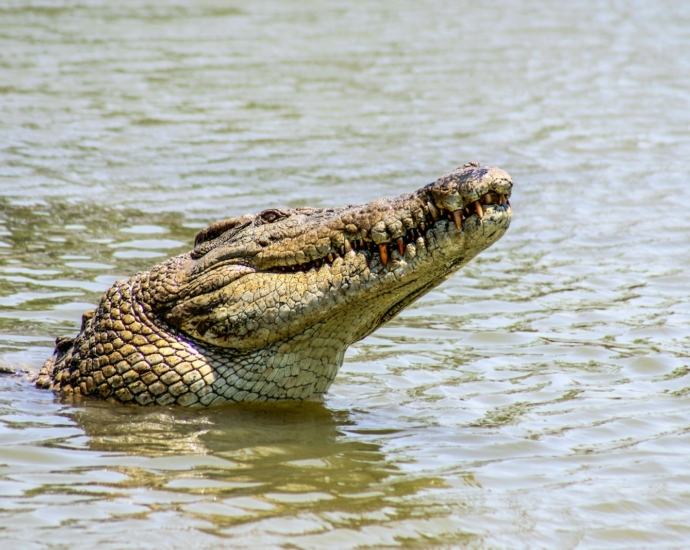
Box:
[257,162,513,272]
[184,162,513,276]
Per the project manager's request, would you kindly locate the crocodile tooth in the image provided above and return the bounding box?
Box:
[427,201,440,221]
[474,201,483,219]
[452,209,463,229]
[357,239,363,250]
[339,244,345,255]
[344,238,352,253]
[379,243,389,266]
[327,253,334,263]
[396,237,405,255]
[482,193,493,205]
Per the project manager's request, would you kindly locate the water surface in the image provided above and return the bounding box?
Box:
[1,1,689,548]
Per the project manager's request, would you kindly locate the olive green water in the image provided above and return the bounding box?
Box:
[1,1,689,548]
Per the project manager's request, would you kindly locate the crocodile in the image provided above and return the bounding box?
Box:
[36,162,513,406]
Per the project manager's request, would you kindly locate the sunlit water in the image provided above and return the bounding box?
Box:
[1,1,689,548]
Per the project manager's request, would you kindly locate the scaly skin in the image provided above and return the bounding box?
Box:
[36,163,513,406]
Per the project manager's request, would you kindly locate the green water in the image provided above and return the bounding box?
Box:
[1,1,689,547]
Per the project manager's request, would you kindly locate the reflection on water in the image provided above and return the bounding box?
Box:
[2,0,690,547]
[1,378,451,547]
[67,401,428,530]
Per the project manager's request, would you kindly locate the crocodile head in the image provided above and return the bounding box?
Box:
[151,162,512,353]
[39,162,513,405]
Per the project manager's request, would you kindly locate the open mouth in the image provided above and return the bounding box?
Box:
[270,190,511,274]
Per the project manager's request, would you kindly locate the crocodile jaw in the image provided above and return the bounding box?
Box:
[156,162,512,356]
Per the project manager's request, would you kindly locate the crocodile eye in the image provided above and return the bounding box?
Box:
[258,209,286,224]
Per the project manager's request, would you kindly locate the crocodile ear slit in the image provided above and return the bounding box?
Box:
[194,218,241,247]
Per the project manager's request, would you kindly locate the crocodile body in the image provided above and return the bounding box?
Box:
[36,163,513,406]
